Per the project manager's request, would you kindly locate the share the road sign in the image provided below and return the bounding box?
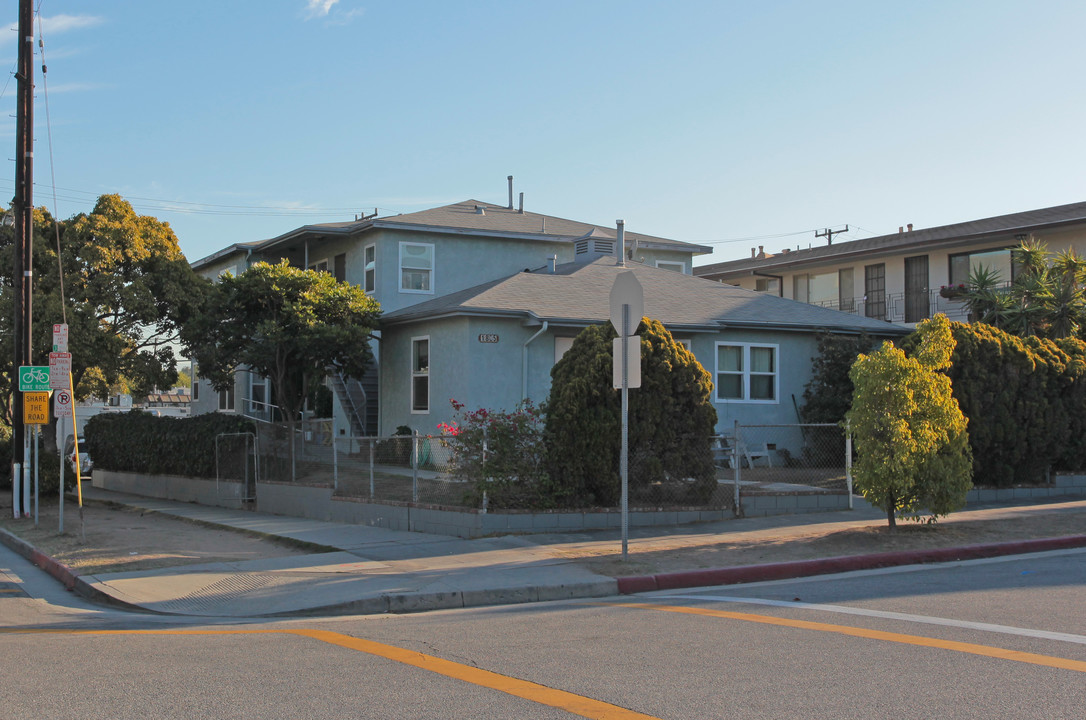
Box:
[23,391,49,425]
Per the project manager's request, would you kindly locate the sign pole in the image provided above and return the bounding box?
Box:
[22,429,30,518]
[621,303,629,559]
[609,269,643,562]
[58,414,64,533]
[33,424,38,526]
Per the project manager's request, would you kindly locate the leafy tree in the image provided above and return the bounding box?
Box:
[183,260,381,441]
[175,368,192,392]
[0,196,207,435]
[544,317,718,507]
[846,315,973,528]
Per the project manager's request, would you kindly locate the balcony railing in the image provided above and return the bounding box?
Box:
[808,289,975,325]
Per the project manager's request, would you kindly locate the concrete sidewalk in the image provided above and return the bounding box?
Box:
[4,487,1086,618]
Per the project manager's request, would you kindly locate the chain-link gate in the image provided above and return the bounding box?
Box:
[215,431,257,501]
[723,422,853,512]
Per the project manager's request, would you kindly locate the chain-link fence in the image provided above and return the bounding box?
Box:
[331,432,466,505]
[723,422,852,510]
[217,418,851,512]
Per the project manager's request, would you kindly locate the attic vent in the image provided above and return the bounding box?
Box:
[475,205,485,215]
[575,239,589,254]
[594,240,614,255]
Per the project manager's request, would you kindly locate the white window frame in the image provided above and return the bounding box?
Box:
[218,382,236,412]
[411,335,430,414]
[656,260,686,274]
[218,265,237,281]
[364,243,376,294]
[308,258,329,274]
[399,242,435,294]
[714,342,779,404]
[249,373,268,415]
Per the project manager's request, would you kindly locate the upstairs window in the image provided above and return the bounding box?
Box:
[308,258,329,274]
[949,248,1014,286]
[218,382,235,412]
[364,244,376,293]
[656,260,686,273]
[400,242,434,293]
[754,277,780,294]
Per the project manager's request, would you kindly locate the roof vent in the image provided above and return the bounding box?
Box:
[575,239,589,254]
[475,205,485,215]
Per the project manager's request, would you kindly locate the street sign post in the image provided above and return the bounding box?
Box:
[23,391,49,425]
[609,270,644,560]
[18,365,50,392]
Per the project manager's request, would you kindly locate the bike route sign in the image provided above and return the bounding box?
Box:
[19,365,51,392]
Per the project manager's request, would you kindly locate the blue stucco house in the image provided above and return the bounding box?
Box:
[190,195,907,438]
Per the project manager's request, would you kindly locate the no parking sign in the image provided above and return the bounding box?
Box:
[54,389,73,418]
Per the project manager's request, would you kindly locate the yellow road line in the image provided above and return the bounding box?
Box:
[2,627,660,720]
[614,602,1086,674]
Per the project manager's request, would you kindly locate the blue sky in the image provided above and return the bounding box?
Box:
[2,0,1085,266]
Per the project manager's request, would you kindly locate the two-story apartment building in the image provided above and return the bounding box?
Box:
[694,201,1086,325]
[190,195,907,439]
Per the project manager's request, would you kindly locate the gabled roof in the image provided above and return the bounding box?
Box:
[192,200,711,269]
[695,200,1086,278]
[381,256,909,336]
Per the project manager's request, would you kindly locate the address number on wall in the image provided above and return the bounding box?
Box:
[478,333,499,343]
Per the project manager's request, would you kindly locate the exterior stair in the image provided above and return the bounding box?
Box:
[328,366,377,437]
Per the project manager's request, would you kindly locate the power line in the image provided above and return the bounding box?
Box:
[0,179,399,218]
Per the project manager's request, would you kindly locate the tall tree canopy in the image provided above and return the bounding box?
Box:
[182,260,381,428]
[0,195,208,427]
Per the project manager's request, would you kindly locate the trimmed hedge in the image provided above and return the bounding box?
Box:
[903,321,1086,486]
[84,411,255,479]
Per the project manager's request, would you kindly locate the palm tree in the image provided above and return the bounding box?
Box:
[960,237,1086,341]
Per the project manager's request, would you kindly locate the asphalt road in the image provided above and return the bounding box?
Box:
[2,543,1084,719]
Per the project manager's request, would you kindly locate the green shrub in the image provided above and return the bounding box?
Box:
[905,321,1086,486]
[544,318,718,507]
[84,411,254,478]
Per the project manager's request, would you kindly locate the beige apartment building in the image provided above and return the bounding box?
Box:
[694,201,1086,325]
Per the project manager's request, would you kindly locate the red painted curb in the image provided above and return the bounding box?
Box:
[29,549,79,591]
[616,535,1086,594]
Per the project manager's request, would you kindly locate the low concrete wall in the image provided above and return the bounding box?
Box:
[92,470,1086,539]
[966,473,1086,504]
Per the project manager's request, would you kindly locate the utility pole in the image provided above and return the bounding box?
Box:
[815,225,848,245]
[12,0,33,514]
